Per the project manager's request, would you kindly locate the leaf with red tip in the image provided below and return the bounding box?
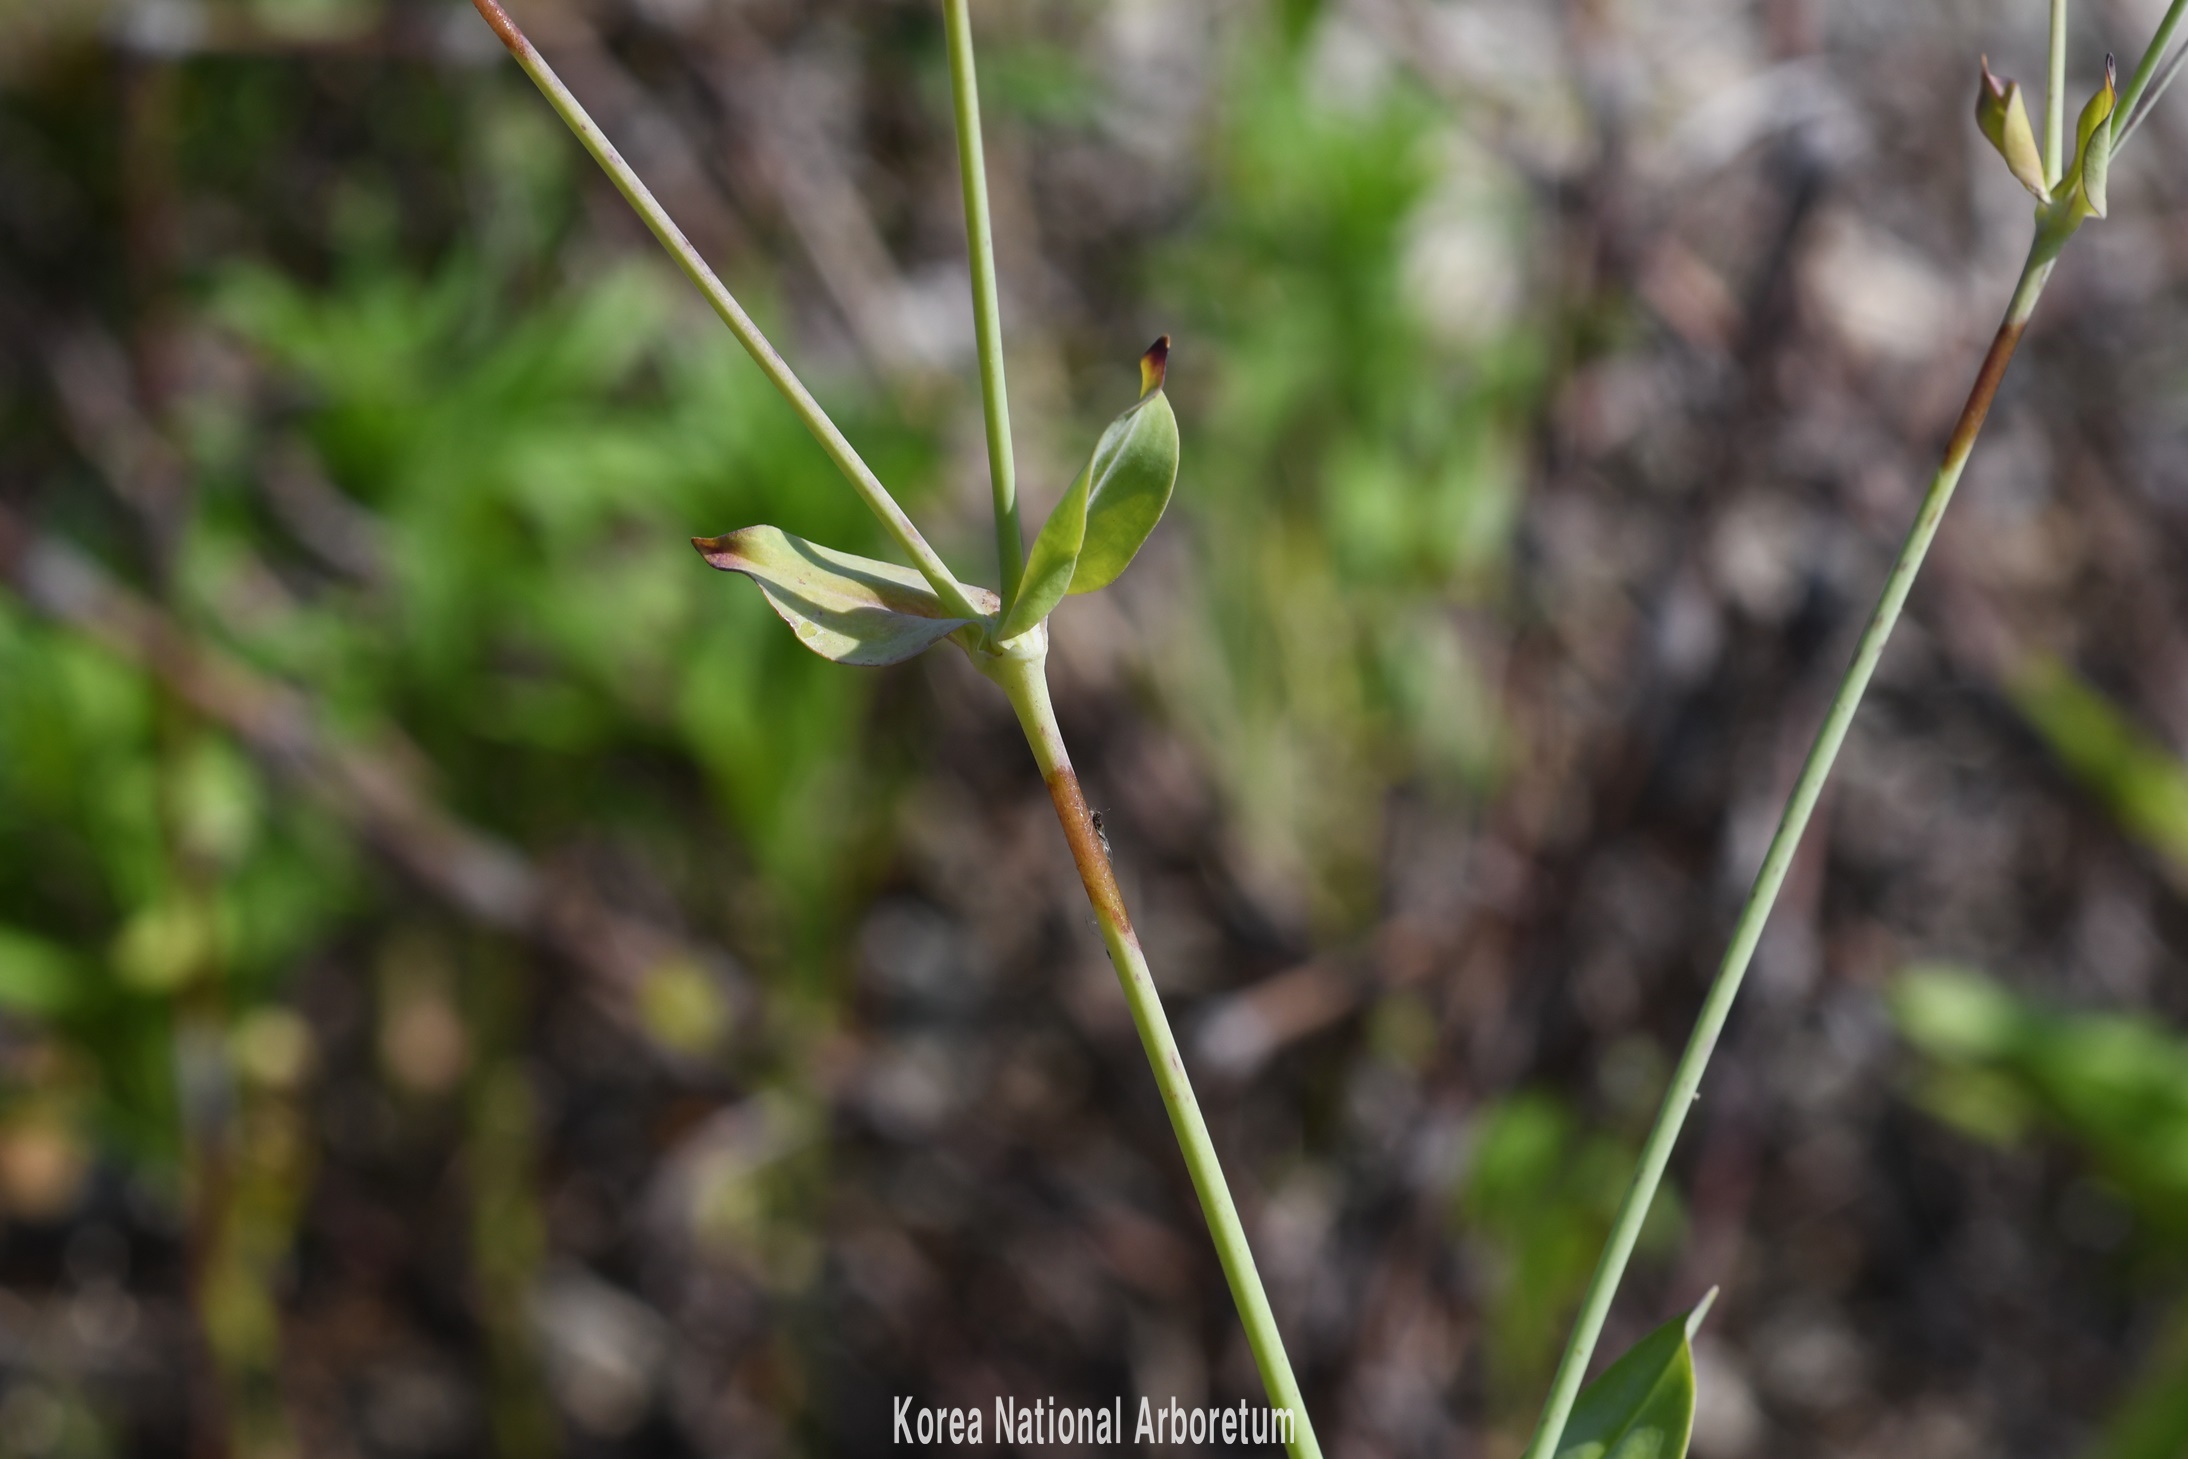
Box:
[1069,337,1180,596]
[692,526,997,666]
[997,337,1182,636]
[1139,334,1170,396]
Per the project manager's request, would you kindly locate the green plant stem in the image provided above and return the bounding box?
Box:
[2118,0,2188,136]
[977,636,1322,1459]
[1521,236,2061,1459]
[2047,0,2069,185]
[469,0,987,627]
[2115,38,2186,145]
[940,0,1025,603]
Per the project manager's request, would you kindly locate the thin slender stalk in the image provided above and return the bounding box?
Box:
[977,639,1323,1459]
[469,0,988,627]
[2047,0,2069,186]
[2117,0,2188,136]
[1521,235,2062,1459]
[2115,39,2186,146]
[940,0,1026,602]
[945,1,1313,1439]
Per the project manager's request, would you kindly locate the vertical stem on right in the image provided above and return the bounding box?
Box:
[940,0,1026,601]
[1519,239,2058,1459]
[2047,0,2070,186]
[2117,0,2188,130]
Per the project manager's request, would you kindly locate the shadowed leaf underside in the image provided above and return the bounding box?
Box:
[693,525,998,666]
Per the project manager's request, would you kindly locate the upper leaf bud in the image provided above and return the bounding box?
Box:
[1139,335,1170,398]
[1976,56,2051,200]
[2069,54,2117,219]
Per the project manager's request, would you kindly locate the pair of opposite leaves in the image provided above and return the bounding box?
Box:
[699,330,1709,1459]
[1978,53,2117,218]
[693,339,1180,665]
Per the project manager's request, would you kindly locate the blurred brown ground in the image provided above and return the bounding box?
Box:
[2,0,2187,1456]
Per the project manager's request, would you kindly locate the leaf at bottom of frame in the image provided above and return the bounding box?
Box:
[1554,1295,1710,1459]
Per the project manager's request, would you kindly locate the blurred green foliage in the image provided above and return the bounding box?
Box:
[0,2,1567,1447]
[1459,1089,1685,1422]
[0,251,944,1167]
[0,0,1554,1175]
[1159,33,1536,929]
[212,252,936,964]
[2010,656,2188,880]
[1892,966,2188,1459]
[1911,657,2188,1459]
[1892,964,2188,1245]
[0,603,334,1164]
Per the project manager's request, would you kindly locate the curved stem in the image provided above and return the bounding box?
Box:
[470,0,987,626]
[1521,238,2060,1459]
[978,641,1323,1459]
[940,0,1026,601]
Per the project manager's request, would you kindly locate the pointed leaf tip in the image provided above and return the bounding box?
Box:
[1140,336,1170,397]
[2075,55,2119,143]
[2070,54,2119,218]
[1555,1312,1699,1459]
[1975,58,2050,199]
[998,344,1183,633]
[692,525,996,666]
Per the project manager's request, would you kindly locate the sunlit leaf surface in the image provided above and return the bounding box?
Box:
[999,341,1182,639]
[1001,459,1089,641]
[1554,1308,1700,1459]
[1069,339,1181,596]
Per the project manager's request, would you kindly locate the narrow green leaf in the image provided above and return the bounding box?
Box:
[1554,1303,1703,1459]
[1069,337,1181,596]
[2074,54,2120,160]
[1977,57,2052,199]
[692,525,998,666]
[2072,55,2119,217]
[998,459,1090,641]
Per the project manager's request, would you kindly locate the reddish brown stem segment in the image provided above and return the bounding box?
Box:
[982,642,1322,1456]
[472,0,529,57]
[1043,765,1134,937]
[1943,314,2028,473]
